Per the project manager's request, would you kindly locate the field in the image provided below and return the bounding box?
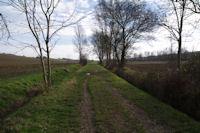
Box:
[0,54,76,79]
[126,61,170,74]
[0,59,200,132]
[118,61,200,121]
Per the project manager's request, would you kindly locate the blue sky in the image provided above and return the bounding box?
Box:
[0,0,200,59]
[0,0,98,59]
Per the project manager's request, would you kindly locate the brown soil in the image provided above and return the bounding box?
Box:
[0,54,74,79]
[80,77,96,133]
[103,80,174,133]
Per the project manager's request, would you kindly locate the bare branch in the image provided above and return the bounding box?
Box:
[0,13,10,39]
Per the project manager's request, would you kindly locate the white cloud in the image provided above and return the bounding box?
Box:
[0,44,79,59]
[56,0,76,14]
[51,44,78,59]
[78,0,90,8]
[133,26,200,56]
[0,44,38,57]
[57,10,96,37]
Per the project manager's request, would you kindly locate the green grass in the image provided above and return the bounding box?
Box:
[0,64,83,132]
[0,64,80,117]
[67,64,81,72]
[1,63,200,132]
[89,64,200,133]
[85,64,145,133]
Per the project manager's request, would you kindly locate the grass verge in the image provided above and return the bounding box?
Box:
[0,64,80,117]
[0,64,84,132]
[90,64,200,133]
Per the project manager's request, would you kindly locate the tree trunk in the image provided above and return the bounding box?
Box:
[106,47,109,67]
[79,53,81,64]
[38,43,47,86]
[119,28,126,68]
[119,49,125,68]
[114,46,120,65]
[108,42,112,65]
[177,0,185,70]
[46,44,51,88]
[39,51,47,86]
[177,37,182,70]
[99,57,103,64]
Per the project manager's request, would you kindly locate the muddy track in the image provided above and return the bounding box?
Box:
[80,77,96,133]
[103,80,173,133]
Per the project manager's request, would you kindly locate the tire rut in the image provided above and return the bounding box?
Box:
[80,77,96,133]
[103,80,173,133]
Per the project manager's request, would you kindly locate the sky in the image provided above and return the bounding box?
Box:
[0,0,200,60]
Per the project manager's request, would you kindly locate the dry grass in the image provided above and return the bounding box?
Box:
[117,61,200,121]
[126,61,174,73]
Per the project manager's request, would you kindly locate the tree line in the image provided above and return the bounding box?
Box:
[91,0,159,68]
[91,0,200,69]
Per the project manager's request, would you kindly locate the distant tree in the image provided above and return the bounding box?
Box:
[73,24,88,65]
[138,53,143,60]
[91,31,105,65]
[161,0,190,69]
[150,52,155,56]
[95,2,113,67]
[145,51,150,57]
[133,53,138,58]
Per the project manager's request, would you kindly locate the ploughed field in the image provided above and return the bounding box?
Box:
[0,54,75,79]
[126,61,173,73]
[0,61,200,132]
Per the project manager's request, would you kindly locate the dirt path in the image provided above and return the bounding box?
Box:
[103,80,173,133]
[80,77,96,133]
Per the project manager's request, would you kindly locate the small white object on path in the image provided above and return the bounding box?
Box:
[87,73,91,76]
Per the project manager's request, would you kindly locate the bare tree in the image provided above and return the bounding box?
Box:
[7,0,84,88]
[73,24,87,65]
[91,31,105,64]
[161,0,189,69]
[96,0,159,68]
[95,2,112,67]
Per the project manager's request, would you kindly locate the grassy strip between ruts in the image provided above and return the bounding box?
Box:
[0,64,84,132]
[86,65,145,133]
[89,63,200,133]
[0,64,80,117]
